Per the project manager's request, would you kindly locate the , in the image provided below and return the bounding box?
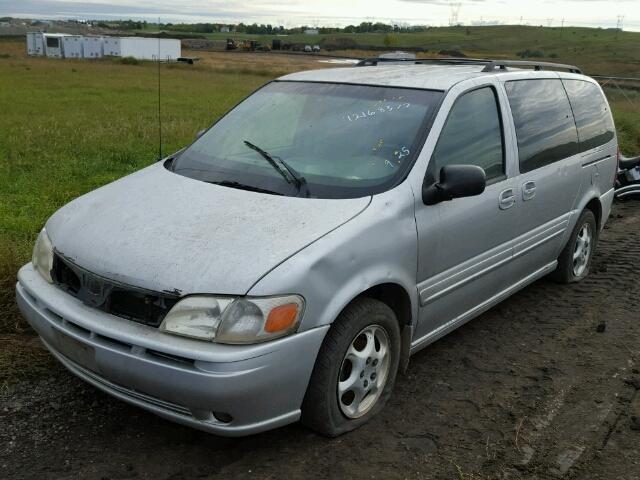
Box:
[16,57,617,437]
